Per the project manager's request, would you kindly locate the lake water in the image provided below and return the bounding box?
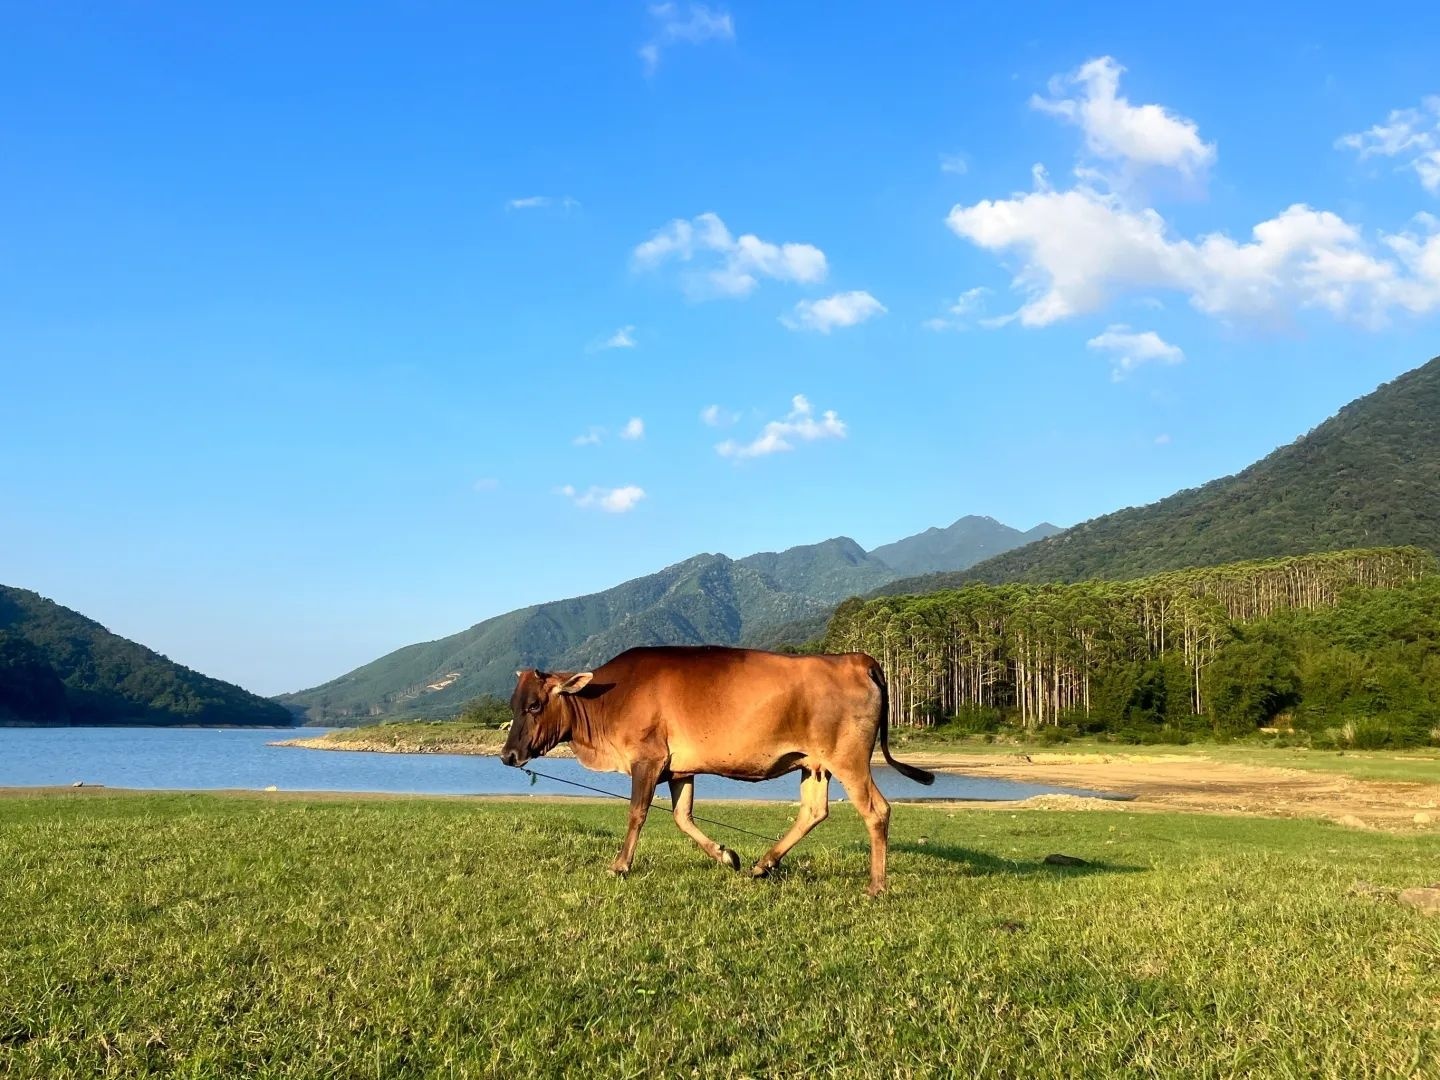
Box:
[0,727,1118,803]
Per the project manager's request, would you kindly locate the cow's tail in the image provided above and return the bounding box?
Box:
[869,662,935,786]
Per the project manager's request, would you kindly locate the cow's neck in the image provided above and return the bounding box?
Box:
[561,693,615,771]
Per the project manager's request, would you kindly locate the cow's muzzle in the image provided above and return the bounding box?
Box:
[501,749,522,768]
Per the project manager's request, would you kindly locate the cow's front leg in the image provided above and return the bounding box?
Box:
[609,759,664,877]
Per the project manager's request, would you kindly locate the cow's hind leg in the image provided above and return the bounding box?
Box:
[833,764,891,896]
[610,759,663,877]
[669,777,741,871]
[751,768,829,879]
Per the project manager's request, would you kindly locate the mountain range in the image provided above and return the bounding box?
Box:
[279,518,1056,722]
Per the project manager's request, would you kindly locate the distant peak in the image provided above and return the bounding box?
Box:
[942,514,1015,534]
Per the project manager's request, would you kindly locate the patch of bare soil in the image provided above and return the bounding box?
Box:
[911,752,1440,831]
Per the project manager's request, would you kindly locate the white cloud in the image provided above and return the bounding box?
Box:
[598,325,637,350]
[940,152,969,175]
[1086,325,1185,379]
[559,484,647,513]
[947,184,1440,327]
[1031,57,1215,176]
[620,417,645,440]
[573,427,605,447]
[633,212,827,299]
[1154,433,1172,445]
[716,394,847,460]
[781,290,886,333]
[923,286,992,331]
[947,61,1440,332]
[1337,97,1440,193]
[506,195,580,212]
[640,3,734,75]
[700,404,738,427]
[472,477,500,492]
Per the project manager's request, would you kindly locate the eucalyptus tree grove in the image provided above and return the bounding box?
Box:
[823,547,1436,729]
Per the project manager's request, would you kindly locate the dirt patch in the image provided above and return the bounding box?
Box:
[915,752,1440,830]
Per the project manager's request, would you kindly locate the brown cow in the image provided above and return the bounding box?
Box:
[500,645,934,895]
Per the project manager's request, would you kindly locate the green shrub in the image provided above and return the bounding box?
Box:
[939,704,1005,735]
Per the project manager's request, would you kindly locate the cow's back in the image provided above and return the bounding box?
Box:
[593,646,881,780]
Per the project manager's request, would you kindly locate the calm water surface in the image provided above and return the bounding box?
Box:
[0,727,1117,803]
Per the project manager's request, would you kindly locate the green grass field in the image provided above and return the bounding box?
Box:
[4,792,1439,1078]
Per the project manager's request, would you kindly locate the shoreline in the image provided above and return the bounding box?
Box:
[272,738,1440,829]
[270,735,573,756]
[0,784,1108,811]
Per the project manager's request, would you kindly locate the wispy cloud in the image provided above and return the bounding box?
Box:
[781,290,887,334]
[597,325,637,350]
[633,212,827,299]
[940,152,969,175]
[573,416,645,445]
[1337,96,1440,193]
[558,484,647,513]
[506,195,580,212]
[472,477,500,492]
[923,287,992,332]
[716,394,847,460]
[1086,324,1185,380]
[700,404,739,427]
[640,3,734,75]
[573,427,605,447]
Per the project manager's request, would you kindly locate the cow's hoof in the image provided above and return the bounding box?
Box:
[608,864,630,879]
[866,882,887,898]
[719,847,741,872]
[750,863,773,879]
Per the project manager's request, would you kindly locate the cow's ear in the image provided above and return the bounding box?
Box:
[557,672,593,695]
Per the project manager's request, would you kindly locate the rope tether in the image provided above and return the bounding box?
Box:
[518,765,781,845]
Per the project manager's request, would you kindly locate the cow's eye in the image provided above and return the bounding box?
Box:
[526,702,542,715]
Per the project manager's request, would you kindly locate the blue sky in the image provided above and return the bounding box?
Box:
[4,2,1440,695]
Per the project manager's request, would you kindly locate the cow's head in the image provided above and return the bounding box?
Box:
[500,669,594,767]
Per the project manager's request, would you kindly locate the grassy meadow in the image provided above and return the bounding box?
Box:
[3,792,1440,1077]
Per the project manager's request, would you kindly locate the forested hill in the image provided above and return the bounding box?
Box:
[873,355,1440,596]
[828,547,1440,746]
[0,586,292,726]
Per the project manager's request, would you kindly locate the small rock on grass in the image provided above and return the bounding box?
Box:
[1399,887,1440,916]
[1043,853,1088,867]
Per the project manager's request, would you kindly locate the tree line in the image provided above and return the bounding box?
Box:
[823,547,1439,744]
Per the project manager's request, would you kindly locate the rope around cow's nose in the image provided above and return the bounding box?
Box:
[517,765,781,844]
